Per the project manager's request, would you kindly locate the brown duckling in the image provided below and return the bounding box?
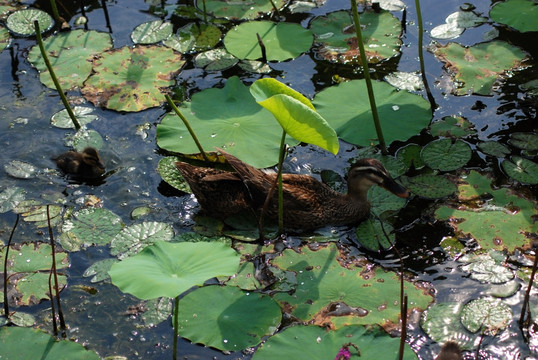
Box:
[176,149,409,230]
[435,341,462,360]
[53,147,105,179]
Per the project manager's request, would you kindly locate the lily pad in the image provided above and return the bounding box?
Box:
[461,298,512,334]
[501,156,538,184]
[313,79,432,146]
[0,186,26,213]
[435,171,538,252]
[131,20,173,44]
[60,207,124,251]
[67,129,104,151]
[396,144,425,170]
[0,26,9,52]
[490,0,538,33]
[6,8,53,36]
[51,106,98,129]
[309,10,402,64]
[194,48,238,71]
[0,327,100,360]
[4,160,37,179]
[432,41,528,95]
[224,21,313,62]
[202,0,287,20]
[421,139,471,171]
[252,325,418,360]
[157,156,191,193]
[156,76,299,168]
[508,132,538,151]
[109,241,240,299]
[27,30,113,90]
[83,258,117,283]
[81,45,185,112]
[176,285,281,351]
[384,71,423,92]
[400,174,457,199]
[163,23,221,54]
[459,253,514,284]
[110,221,174,259]
[13,200,62,228]
[477,141,510,157]
[430,116,476,137]
[271,243,433,329]
[421,302,474,350]
[355,217,394,251]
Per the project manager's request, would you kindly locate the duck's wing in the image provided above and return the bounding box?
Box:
[280,174,335,211]
[216,148,273,189]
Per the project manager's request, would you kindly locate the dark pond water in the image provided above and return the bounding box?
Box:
[0,0,536,359]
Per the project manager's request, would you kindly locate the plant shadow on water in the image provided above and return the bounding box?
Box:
[0,0,537,359]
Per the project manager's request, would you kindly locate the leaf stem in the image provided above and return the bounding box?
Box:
[173,295,179,360]
[414,0,436,109]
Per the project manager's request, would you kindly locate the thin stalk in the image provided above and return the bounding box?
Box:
[349,1,387,154]
[165,94,209,162]
[201,0,207,23]
[47,205,66,334]
[173,295,180,360]
[100,0,112,33]
[519,243,538,326]
[414,0,436,109]
[3,215,19,321]
[49,0,60,22]
[34,21,81,131]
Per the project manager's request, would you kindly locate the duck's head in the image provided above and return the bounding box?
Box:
[81,147,106,175]
[346,158,409,199]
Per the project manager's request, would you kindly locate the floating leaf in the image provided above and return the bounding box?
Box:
[60,208,123,251]
[82,45,185,112]
[253,325,418,360]
[490,0,538,33]
[508,132,538,151]
[202,0,287,20]
[430,23,464,40]
[421,139,471,171]
[355,217,394,251]
[109,241,240,299]
[369,185,408,215]
[4,160,37,179]
[0,186,26,213]
[433,41,528,95]
[163,23,221,53]
[501,156,538,184]
[0,327,100,360]
[194,48,238,71]
[157,156,191,193]
[224,21,312,62]
[430,116,476,137]
[396,144,425,170]
[131,20,173,44]
[313,79,432,146]
[384,71,423,91]
[83,258,117,283]
[401,174,457,199]
[140,297,173,327]
[6,8,53,36]
[68,129,104,151]
[110,221,174,259]
[310,10,402,64]
[176,285,281,351]
[461,298,512,334]
[477,141,510,157]
[13,200,62,227]
[421,302,474,350]
[0,26,10,52]
[459,253,514,284]
[237,59,272,74]
[27,30,113,90]
[51,106,98,129]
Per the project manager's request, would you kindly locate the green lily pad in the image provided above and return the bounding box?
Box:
[309,10,402,64]
[430,116,476,137]
[0,26,10,52]
[430,23,464,40]
[459,252,514,284]
[67,129,104,151]
[81,45,185,112]
[157,156,191,193]
[272,243,433,328]
[490,0,538,33]
[6,8,53,36]
[140,297,173,327]
[163,23,221,53]
[109,241,240,299]
[508,132,538,151]
[384,71,423,91]
[313,79,432,146]
[110,221,174,259]
[13,200,62,228]
[421,302,474,350]
[477,141,510,157]
[51,106,98,129]
[461,298,512,334]
[237,59,272,74]
[0,327,100,360]
[224,21,312,62]
[83,258,117,283]
[156,76,299,168]
[131,20,173,44]
[355,217,394,251]
[369,185,408,216]
[223,261,261,290]
[430,10,487,39]
[435,171,538,252]
[421,139,471,171]
[433,41,528,95]
[253,325,418,360]
[501,156,538,184]
[194,48,238,71]
[60,207,124,252]
[400,174,457,199]
[396,144,425,170]
[4,160,37,179]
[176,285,281,351]
[0,186,26,213]
[202,0,287,20]
[27,30,113,90]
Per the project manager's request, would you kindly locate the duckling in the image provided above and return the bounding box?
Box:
[53,147,105,179]
[176,149,409,230]
[435,341,462,360]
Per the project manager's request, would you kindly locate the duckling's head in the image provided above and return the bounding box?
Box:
[435,341,462,360]
[81,147,106,176]
[347,158,409,199]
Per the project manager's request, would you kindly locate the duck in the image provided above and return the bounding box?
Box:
[53,147,106,179]
[175,149,409,230]
[435,341,462,360]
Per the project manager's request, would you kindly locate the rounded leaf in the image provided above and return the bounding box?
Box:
[401,174,457,199]
[501,156,538,184]
[421,139,471,171]
[6,9,53,36]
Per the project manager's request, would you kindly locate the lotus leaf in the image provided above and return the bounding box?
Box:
[224,21,313,62]
[421,139,471,171]
[313,79,432,146]
[435,171,538,252]
[309,10,402,64]
[27,30,113,90]
[202,0,287,20]
[110,221,174,259]
[432,41,528,95]
[109,241,240,299]
[82,45,185,112]
[429,116,476,137]
[0,327,100,360]
[461,298,512,334]
[131,20,173,44]
[6,8,53,36]
[490,0,538,33]
[176,285,281,351]
[501,156,538,184]
[252,325,418,360]
[156,76,299,168]
[272,243,433,329]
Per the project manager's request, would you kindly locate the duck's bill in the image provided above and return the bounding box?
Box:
[382,179,410,198]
